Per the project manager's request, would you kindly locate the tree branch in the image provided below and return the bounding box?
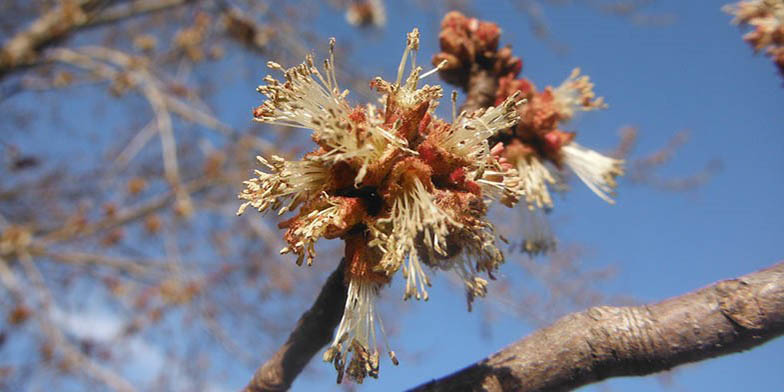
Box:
[411,261,784,392]
[0,0,194,79]
[460,66,498,114]
[244,260,348,392]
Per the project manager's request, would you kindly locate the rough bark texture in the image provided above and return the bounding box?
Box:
[410,261,784,392]
[243,260,348,392]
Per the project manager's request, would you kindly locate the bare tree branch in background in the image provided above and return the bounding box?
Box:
[0,1,362,389]
[0,0,196,79]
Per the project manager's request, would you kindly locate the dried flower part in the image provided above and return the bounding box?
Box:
[323,278,396,384]
[427,189,505,310]
[222,8,272,50]
[550,68,607,121]
[433,10,623,208]
[174,12,211,62]
[724,0,784,78]
[372,159,461,300]
[430,92,522,167]
[237,156,329,216]
[254,43,407,185]
[490,67,624,206]
[370,29,447,121]
[240,30,524,383]
[281,195,366,266]
[506,150,557,210]
[497,69,606,144]
[496,75,536,105]
[475,165,523,208]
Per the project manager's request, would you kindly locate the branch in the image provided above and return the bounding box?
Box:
[86,0,195,28]
[411,261,784,392]
[0,0,193,79]
[244,260,348,392]
[461,66,498,114]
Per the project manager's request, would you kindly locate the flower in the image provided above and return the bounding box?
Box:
[550,68,607,121]
[504,142,557,210]
[724,0,784,78]
[560,141,624,204]
[239,30,523,383]
[429,11,626,258]
[492,68,624,209]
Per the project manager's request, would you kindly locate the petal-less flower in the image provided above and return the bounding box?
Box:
[493,68,624,210]
[238,29,523,384]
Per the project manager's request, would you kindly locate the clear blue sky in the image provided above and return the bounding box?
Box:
[285,1,783,391]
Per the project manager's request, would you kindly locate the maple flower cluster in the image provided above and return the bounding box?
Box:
[724,0,784,79]
[432,11,624,255]
[239,30,522,384]
[492,68,623,208]
[238,19,624,383]
[435,11,623,212]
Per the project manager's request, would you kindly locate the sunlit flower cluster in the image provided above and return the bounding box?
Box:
[492,69,623,209]
[431,11,624,256]
[239,30,525,383]
[724,0,784,78]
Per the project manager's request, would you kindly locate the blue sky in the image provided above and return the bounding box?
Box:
[287,1,784,391]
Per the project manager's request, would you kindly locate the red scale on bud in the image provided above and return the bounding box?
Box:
[344,231,388,284]
[395,101,430,143]
[543,130,575,166]
[448,167,466,186]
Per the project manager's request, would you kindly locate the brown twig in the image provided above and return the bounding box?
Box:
[0,0,194,79]
[244,260,348,392]
[461,66,498,114]
[410,261,784,391]
[0,0,102,78]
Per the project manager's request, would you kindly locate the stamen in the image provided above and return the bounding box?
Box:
[418,59,447,80]
[325,279,395,384]
[561,142,624,204]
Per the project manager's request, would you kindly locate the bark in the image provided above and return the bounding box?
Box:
[243,260,348,392]
[410,261,784,392]
[460,66,498,114]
